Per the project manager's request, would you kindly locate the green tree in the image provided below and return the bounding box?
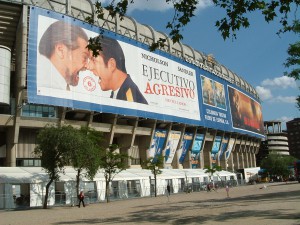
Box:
[284,20,300,109]
[204,165,222,185]
[34,125,79,209]
[99,144,130,203]
[260,153,296,179]
[85,0,198,53]
[142,155,164,197]
[68,126,104,196]
[86,1,299,49]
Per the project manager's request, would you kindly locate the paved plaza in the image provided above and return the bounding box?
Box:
[1,182,300,225]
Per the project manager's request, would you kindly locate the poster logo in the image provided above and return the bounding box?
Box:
[83,76,96,92]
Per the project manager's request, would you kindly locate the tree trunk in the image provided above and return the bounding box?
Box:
[154,173,157,197]
[105,174,110,203]
[76,169,81,198]
[43,179,53,209]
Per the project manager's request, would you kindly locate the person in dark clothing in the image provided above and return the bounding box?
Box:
[78,190,85,208]
[87,36,148,104]
[167,184,171,196]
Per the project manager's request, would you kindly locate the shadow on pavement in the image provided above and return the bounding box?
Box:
[53,188,300,225]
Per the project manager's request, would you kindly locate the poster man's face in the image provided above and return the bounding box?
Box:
[87,54,114,91]
[63,37,89,86]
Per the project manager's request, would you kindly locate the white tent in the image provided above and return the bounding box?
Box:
[0,167,238,209]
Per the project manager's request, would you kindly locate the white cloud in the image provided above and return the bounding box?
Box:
[95,0,213,14]
[261,76,297,89]
[270,96,297,104]
[256,86,272,101]
[278,116,294,123]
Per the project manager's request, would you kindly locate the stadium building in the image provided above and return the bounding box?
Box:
[0,0,265,208]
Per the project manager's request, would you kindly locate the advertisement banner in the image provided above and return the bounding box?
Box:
[191,134,204,168]
[211,136,222,165]
[228,86,264,135]
[200,75,231,132]
[178,132,194,164]
[218,137,228,161]
[201,75,226,109]
[225,138,235,160]
[27,7,200,125]
[164,131,181,164]
[26,7,265,139]
[148,129,167,162]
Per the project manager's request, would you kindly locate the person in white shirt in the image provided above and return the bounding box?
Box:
[37,21,89,92]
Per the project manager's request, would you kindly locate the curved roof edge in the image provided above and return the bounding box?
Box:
[19,0,260,100]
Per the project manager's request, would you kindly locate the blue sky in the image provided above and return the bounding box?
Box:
[101,0,300,126]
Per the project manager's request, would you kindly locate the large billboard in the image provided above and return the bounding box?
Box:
[27,7,200,125]
[228,86,264,135]
[27,7,264,138]
[200,74,232,133]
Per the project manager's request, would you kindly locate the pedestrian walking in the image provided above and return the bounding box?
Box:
[167,184,171,196]
[207,183,211,192]
[166,184,171,202]
[226,185,230,198]
[78,190,85,208]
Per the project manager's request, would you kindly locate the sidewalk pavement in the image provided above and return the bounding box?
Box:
[1,182,300,225]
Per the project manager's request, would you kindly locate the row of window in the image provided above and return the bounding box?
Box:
[16,158,41,167]
[21,104,56,118]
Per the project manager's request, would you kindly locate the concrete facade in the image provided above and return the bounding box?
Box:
[0,0,262,171]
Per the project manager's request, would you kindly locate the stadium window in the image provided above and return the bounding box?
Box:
[29,105,36,117]
[16,158,41,167]
[21,105,30,116]
[36,106,42,117]
[21,104,56,118]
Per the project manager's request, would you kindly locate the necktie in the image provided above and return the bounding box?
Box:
[110,91,114,98]
[66,84,70,91]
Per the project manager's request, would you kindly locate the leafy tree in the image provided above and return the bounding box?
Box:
[85,0,198,52]
[284,20,300,109]
[204,165,222,184]
[68,126,105,196]
[34,125,79,209]
[260,153,296,179]
[86,1,298,49]
[142,155,164,197]
[99,144,130,203]
[212,0,299,39]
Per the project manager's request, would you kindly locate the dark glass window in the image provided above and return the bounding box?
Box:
[21,104,56,118]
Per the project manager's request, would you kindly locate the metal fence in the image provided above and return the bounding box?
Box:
[0,180,239,209]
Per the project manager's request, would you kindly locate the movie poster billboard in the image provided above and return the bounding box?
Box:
[225,138,235,160]
[191,134,204,168]
[228,86,264,135]
[200,75,231,132]
[27,7,200,125]
[211,136,222,165]
[148,129,167,162]
[201,75,226,109]
[164,131,181,164]
[178,132,194,164]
